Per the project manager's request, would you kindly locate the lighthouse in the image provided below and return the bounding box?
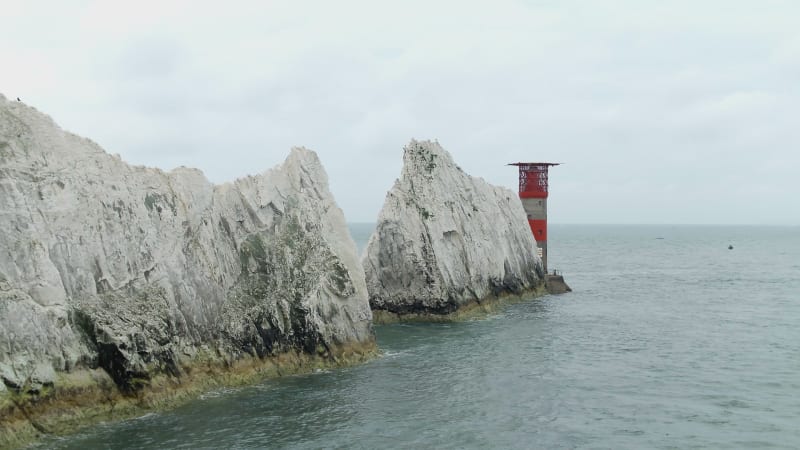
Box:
[509,162,570,293]
[508,162,560,272]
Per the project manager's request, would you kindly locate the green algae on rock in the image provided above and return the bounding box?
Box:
[0,340,377,449]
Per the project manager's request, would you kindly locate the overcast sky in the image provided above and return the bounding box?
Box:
[2,0,798,224]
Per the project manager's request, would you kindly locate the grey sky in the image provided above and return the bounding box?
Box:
[2,0,798,224]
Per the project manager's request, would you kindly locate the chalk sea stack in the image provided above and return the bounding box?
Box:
[363,140,545,321]
[0,94,374,447]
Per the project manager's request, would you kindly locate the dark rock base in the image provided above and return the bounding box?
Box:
[371,283,547,324]
[0,340,377,450]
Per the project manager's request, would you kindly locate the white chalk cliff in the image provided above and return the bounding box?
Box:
[0,94,373,395]
[363,140,544,317]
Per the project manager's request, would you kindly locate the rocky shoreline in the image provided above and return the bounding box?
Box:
[0,98,554,449]
[370,285,548,324]
[0,95,375,449]
[0,340,376,449]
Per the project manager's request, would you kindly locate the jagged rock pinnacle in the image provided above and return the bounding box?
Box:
[362,139,544,318]
[0,95,373,394]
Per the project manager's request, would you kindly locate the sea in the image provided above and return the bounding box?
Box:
[34,224,800,449]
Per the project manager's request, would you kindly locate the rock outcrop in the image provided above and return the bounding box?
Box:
[363,140,544,320]
[0,94,374,445]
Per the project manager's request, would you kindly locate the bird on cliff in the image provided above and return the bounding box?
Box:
[16,97,20,101]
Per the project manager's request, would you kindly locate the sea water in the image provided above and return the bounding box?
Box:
[36,225,800,449]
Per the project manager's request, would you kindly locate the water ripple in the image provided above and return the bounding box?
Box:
[38,226,800,449]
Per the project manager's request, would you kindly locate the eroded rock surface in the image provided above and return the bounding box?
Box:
[363,140,544,318]
[0,94,373,397]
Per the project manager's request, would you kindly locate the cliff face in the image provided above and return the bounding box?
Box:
[0,94,373,399]
[362,140,544,318]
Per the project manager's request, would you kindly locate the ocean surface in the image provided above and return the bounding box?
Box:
[36,224,800,449]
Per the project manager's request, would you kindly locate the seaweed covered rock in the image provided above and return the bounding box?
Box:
[363,140,544,319]
[0,94,373,422]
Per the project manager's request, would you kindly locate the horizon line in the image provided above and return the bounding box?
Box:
[346,222,799,227]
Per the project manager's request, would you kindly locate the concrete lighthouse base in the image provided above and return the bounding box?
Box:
[545,274,572,295]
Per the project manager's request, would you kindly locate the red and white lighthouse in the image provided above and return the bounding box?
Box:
[508,162,560,273]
